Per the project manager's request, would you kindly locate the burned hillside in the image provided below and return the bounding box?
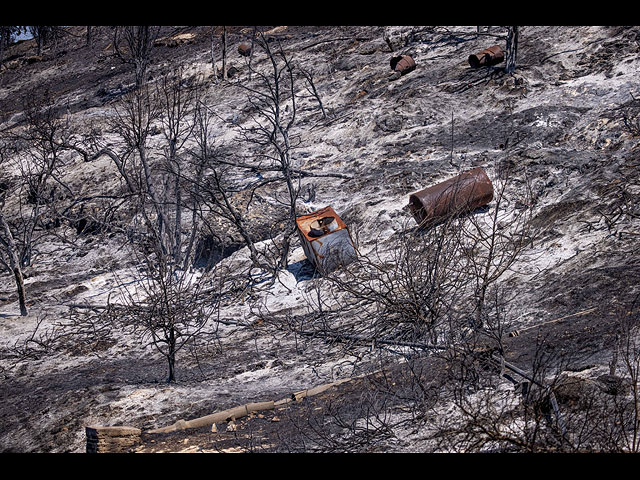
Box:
[1,26,640,453]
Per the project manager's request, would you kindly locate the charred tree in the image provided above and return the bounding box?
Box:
[113,26,161,89]
[505,26,519,74]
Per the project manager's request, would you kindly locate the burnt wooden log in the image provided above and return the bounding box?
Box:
[86,425,141,453]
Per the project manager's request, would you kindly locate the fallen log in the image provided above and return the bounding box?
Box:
[86,425,141,453]
[148,401,276,433]
[291,378,351,402]
[147,379,354,435]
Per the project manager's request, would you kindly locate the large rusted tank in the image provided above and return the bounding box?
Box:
[408,168,494,227]
[468,45,504,68]
[296,206,357,274]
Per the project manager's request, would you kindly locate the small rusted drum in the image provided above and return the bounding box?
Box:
[390,55,416,76]
[468,45,504,68]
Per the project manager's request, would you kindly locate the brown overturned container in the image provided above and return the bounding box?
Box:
[408,168,494,227]
[468,45,504,68]
[390,55,416,76]
[296,206,357,274]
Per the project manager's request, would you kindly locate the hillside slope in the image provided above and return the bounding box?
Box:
[1,25,639,453]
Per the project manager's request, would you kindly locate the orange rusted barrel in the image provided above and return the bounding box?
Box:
[390,55,416,75]
[408,168,494,227]
[468,45,504,68]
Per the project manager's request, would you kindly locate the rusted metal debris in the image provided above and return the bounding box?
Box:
[296,206,357,274]
[468,45,504,68]
[390,55,416,76]
[408,168,494,227]
[238,43,252,57]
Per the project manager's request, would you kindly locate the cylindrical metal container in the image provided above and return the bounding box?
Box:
[238,43,252,57]
[408,168,494,227]
[390,55,416,75]
[468,45,504,68]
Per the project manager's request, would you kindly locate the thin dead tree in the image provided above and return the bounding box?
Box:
[209,26,229,82]
[234,34,306,270]
[108,84,170,253]
[209,26,218,83]
[186,98,274,275]
[0,93,93,316]
[505,26,519,74]
[458,162,537,332]
[0,210,28,316]
[28,26,56,56]
[156,68,198,266]
[0,26,22,68]
[299,64,327,119]
[321,215,468,348]
[248,26,257,80]
[104,242,228,382]
[10,95,80,268]
[67,73,235,382]
[113,26,161,90]
[221,26,228,81]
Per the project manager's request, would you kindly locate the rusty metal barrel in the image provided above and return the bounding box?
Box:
[408,168,494,226]
[468,45,504,68]
[390,55,416,76]
[238,43,252,57]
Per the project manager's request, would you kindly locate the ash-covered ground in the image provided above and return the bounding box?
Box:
[1,26,639,453]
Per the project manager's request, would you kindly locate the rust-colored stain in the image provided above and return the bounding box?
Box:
[468,45,504,68]
[408,168,494,227]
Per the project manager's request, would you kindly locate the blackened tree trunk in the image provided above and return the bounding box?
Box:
[505,26,519,74]
[13,267,28,316]
[113,26,160,89]
[167,326,176,382]
[221,26,227,80]
[0,213,28,316]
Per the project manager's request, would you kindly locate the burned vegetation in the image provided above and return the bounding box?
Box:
[1,25,640,453]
